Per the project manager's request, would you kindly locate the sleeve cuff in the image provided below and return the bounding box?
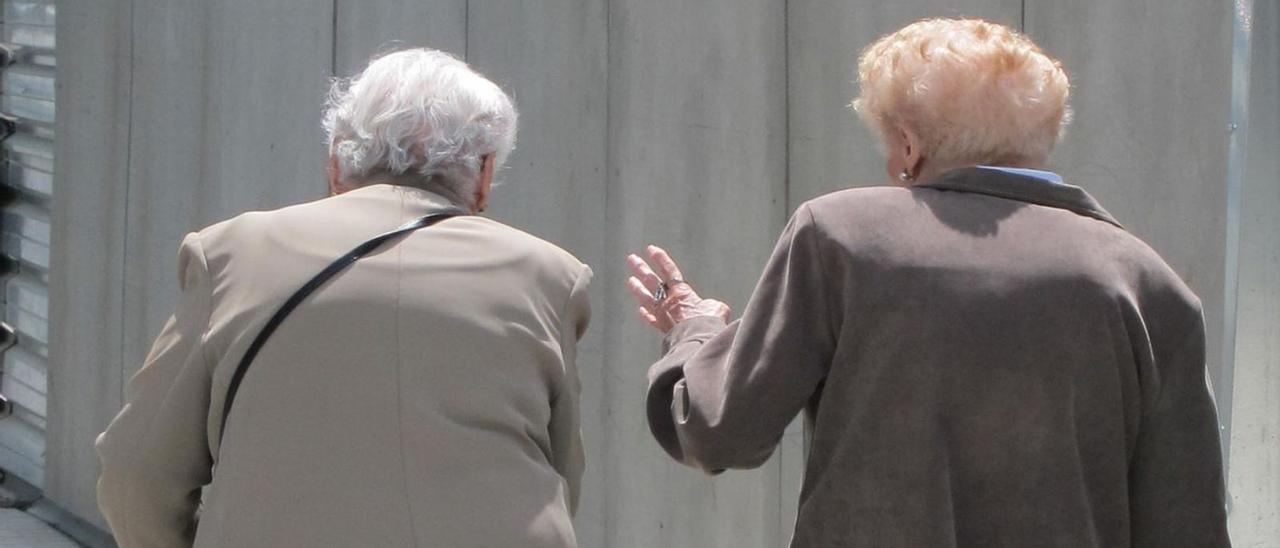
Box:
[661,315,728,352]
[645,315,730,465]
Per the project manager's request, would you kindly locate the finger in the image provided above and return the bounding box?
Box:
[642,306,674,332]
[646,245,685,282]
[637,306,662,329]
[627,254,664,292]
[627,277,657,309]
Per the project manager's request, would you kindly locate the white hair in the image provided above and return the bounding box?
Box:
[323,48,517,200]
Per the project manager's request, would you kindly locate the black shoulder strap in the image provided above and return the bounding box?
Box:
[217,210,464,447]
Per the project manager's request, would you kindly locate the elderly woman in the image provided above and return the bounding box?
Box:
[629,18,1229,547]
[96,49,590,547]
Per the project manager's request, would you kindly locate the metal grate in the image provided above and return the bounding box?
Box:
[0,0,54,489]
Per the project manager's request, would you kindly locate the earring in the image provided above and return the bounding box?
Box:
[898,169,914,182]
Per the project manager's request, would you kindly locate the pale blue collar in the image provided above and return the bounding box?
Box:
[977,165,1064,185]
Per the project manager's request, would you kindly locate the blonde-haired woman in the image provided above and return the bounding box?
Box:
[627,18,1228,547]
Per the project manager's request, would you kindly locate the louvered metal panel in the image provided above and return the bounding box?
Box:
[0,0,53,489]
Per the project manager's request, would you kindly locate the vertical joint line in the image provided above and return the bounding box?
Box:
[1020,0,1027,32]
[601,0,614,541]
[119,0,138,400]
[463,1,470,60]
[330,0,339,75]
[783,0,792,215]
[781,1,792,539]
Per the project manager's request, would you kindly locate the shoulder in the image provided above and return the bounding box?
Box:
[457,217,593,326]
[1108,230,1202,321]
[804,185,915,208]
[194,193,333,245]
[474,216,586,267]
[800,186,917,225]
[453,215,592,288]
[183,193,380,290]
[789,185,920,245]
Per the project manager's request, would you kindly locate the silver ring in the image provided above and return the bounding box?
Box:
[654,279,686,304]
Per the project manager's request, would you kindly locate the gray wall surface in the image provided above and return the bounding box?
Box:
[48,0,1275,545]
[46,0,131,523]
[1228,0,1280,542]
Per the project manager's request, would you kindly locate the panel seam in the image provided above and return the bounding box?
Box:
[783,0,792,215]
[118,0,137,400]
[780,0,792,543]
[330,0,338,74]
[601,0,614,542]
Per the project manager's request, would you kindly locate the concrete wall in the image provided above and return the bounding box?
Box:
[600,2,791,545]
[46,0,131,523]
[47,1,1274,545]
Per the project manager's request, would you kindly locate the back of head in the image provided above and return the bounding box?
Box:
[853,18,1071,167]
[323,48,518,201]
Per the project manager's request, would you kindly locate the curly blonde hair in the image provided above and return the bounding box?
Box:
[852,18,1070,167]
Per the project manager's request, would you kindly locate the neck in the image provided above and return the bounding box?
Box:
[911,162,972,186]
[911,157,1047,185]
[344,175,474,210]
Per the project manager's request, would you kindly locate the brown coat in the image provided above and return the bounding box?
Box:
[96,184,591,547]
[647,167,1230,547]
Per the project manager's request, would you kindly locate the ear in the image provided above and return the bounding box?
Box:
[473,154,496,214]
[900,125,925,176]
[327,154,346,196]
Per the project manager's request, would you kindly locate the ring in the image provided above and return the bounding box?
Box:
[653,279,686,304]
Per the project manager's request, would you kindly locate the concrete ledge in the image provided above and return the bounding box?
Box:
[25,500,116,548]
[0,508,81,547]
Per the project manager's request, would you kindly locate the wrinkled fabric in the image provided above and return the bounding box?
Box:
[97,184,591,548]
[648,168,1230,547]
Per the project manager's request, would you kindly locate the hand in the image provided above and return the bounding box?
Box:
[626,245,731,333]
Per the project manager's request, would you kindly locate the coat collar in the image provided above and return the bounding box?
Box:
[339,183,470,220]
[916,167,1122,229]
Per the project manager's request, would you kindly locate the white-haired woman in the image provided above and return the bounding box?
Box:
[97,49,591,548]
[628,19,1228,547]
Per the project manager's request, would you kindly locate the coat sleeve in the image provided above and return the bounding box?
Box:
[96,233,215,548]
[551,265,591,514]
[646,203,838,472]
[1128,308,1231,547]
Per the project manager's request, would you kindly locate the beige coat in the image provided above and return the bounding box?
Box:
[96,184,591,548]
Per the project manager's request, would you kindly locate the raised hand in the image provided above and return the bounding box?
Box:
[626,245,731,333]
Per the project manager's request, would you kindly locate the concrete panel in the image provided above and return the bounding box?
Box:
[786,1,1022,206]
[1228,0,1280,543]
[0,509,79,548]
[46,0,132,527]
[605,1,789,546]
[333,0,466,75]
[464,1,609,544]
[121,0,334,380]
[1025,1,1234,404]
